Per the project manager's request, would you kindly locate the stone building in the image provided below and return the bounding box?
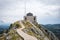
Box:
[24,12,36,23]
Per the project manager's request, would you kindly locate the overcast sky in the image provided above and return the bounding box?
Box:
[0,0,60,24]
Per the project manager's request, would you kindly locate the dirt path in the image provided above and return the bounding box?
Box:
[16,21,38,40]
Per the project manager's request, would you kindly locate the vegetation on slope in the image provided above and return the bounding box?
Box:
[0,34,6,40]
[9,21,22,29]
[0,20,24,40]
[7,21,24,40]
[22,21,48,40]
[8,29,24,40]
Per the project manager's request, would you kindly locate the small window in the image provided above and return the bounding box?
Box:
[25,17,27,20]
[34,17,36,20]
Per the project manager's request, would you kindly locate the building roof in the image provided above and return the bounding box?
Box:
[27,12,33,16]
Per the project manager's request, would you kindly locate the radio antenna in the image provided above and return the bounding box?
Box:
[24,0,26,14]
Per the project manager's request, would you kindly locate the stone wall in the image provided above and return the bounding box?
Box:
[24,16,36,23]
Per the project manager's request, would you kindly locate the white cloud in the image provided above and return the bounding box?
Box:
[0,0,60,24]
[39,0,60,5]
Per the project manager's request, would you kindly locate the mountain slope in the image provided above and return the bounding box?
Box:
[43,24,60,40]
[7,20,59,40]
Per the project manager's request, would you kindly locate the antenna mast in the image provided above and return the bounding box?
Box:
[25,0,26,14]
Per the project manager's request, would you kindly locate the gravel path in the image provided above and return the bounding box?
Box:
[16,21,38,40]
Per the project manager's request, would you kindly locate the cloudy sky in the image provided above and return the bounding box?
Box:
[0,0,60,24]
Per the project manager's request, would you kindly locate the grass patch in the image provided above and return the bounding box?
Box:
[9,21,22,29]
[0,35,6,40]
[22,21,33,27]
[8,29,24,40]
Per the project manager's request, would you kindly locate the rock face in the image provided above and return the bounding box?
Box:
[21,21,49,40]
[22,21,59,40]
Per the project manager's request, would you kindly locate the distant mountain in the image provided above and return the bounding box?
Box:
[43,24,60,40]
[0,20,10,26]
[0,21,10,34]
[0,23,10,29]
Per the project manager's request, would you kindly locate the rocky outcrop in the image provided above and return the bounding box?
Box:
[22,21,50,40]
